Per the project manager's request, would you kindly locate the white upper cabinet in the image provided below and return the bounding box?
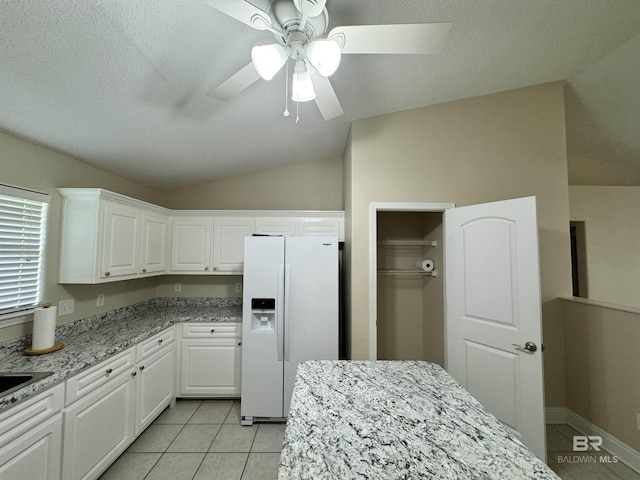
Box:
[58,189,169,284]
[101,202,141,280]
[170,217,213,273]
[59,189,344,282]
[213,219,254,273]
[141,213,169,275]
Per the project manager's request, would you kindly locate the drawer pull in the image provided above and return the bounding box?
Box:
[105,272,111,277]
[238,341,242,346]
[158,339,163,344]
[131,371,137,377]
[211,329,216,333]
[142,268,147,273]
[139,365,145,371]
[106,368,113,375]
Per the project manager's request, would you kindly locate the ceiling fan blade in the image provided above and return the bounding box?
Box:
[311,74,344,120]
[202,0,273,31]
[207,63,260,101]
[328,23,452,54]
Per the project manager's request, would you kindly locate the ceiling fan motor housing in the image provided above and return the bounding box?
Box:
[268,0,328,44]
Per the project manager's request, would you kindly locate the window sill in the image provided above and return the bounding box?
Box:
[0,309,35,327]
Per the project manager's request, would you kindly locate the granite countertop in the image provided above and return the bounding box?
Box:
[279,360,560,480]
[0,297,242,411]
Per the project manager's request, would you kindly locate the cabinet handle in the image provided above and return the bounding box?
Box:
[131,371,137,377]
[213,267,218,271]
[142,268,147,273]
[238,341,242,346]
[105,368,113,375]
[105,272,111,276]
[204,266,209,271]
[210,329,215,333]
[139,365,145,371]
[158,339,163,344]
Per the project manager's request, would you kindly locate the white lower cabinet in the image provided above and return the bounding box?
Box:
[62,330,176,480]
[179,323,242,397]
[62,371,135,480]
[134,332,176,436]
[0,384,64,480]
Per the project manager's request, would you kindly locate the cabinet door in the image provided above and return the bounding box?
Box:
[62,373,134,480]
[254,218,297,236]
[100,202,141,280]
[141,213,168,275]
[135,345,175,437]
[213,219,254,273]
[298,218,342,239]
[170,217,213,273]
[180,338,241,397]
[0,414,62,480]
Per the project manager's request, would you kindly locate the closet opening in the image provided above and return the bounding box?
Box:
[369,202,454,363]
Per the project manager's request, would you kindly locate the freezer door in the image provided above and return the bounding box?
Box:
[241,236,285,419]
[283,236,339,415]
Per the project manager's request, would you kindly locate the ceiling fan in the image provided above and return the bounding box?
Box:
[203,0,451,121]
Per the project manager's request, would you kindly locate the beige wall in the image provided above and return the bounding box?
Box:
[0,131,163,341]
[568,153,640,186]
[161,157,343,211]
[563,299,640,452]
[569,185,640,309]
[344,82,572,406]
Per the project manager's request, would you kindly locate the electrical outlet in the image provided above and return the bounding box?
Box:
[96,293,105,307]
[58,299,75,316]
[174,282,182,293]
[235,282,242,293]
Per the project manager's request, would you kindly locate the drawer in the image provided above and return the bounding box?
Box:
[65,348,135,406]
[0,383,63,447]
[182,323,240,338]
[137,328,175,361]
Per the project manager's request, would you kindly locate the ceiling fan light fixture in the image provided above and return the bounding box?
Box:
[251,44,289,80]
[291,61,316,102]
[306,39,341,77]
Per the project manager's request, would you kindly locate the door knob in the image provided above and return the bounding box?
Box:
[512,341,537,353]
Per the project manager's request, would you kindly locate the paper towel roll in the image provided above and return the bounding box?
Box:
[416,259,435,272]
[32,305,57,350]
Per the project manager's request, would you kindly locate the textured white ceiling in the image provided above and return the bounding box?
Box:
[1,0,640,188]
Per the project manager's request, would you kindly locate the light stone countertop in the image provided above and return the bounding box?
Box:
[279,360,560,480]
[0,297,242,411]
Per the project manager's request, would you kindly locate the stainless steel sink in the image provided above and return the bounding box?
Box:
[0,372,53,397]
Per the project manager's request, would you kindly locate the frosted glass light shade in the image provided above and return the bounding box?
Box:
[251,44,289,80]
[306,39,341,77]
[292,70,316,102]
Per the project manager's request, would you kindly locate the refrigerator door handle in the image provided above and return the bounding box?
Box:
[277,264,285,361]
[284,264,291,362]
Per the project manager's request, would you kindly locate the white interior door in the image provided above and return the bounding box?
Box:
[444,196,546,460]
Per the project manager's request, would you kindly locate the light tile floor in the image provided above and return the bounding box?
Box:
[99,401,640,480]
[547,424,640,480]
[99,400,284,480]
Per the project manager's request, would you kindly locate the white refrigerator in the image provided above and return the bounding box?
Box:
[240,235,339,424]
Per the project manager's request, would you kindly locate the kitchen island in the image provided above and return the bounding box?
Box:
[279,360,559,480]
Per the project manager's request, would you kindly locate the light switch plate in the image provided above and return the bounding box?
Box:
[175,282,182,292]
[96,293,104,307]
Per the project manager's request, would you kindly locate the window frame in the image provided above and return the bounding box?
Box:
[0,183,50,326]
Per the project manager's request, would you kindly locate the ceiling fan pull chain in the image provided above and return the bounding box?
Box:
[283,60,290,117]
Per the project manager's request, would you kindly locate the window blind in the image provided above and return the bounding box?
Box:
[0,184,50,317]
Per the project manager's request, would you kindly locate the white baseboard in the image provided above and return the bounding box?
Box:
[545,407,567,424]
[545,407,640,474]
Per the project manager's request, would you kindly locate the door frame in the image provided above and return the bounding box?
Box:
[368,202,455,360]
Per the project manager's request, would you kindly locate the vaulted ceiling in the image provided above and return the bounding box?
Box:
[1,0,639,188]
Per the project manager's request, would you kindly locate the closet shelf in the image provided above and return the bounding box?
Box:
[377,269,438,277]
[377,240,437,247]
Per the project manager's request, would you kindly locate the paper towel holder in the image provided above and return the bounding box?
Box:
[23,303,64,356]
